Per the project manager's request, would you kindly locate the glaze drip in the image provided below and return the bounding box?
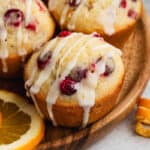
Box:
[26,33,122,127]
[0,18,8,73]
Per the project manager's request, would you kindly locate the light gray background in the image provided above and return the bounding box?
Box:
[88,1,150,150]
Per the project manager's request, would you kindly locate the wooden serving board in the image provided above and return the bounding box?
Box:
[0,12,150,150]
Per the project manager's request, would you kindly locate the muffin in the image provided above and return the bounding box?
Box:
[48,0,142,47]
[24,31,124,128]
[0,0,55,78]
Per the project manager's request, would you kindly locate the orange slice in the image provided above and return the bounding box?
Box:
[135,98,150,138]
[0,90,45,150]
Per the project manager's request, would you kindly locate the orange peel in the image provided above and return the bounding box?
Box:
[135,98,150,138]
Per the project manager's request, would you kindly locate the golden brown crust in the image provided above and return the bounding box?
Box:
[32,73,124,127]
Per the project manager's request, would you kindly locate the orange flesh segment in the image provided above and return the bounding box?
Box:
[0,91,45,150]
[136,98,150,138]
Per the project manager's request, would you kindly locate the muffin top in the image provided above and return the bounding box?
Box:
[0,0,55,72]
[24,31,124,126]
[49,0,142,35]
[25,31,124,106]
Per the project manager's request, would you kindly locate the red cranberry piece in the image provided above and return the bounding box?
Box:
[90,63,96,73]
[128,9,137,19]
[93,33,101,38]
[120,0,127,8]
[103,58,115,76]
[36,0,45,11]
[4,9,24,27]
[69,68,88,82]
[37,51,52,69]
[25,23,36,32]
[93,33,104,40]
[68,0,81,7]
[90,57,102,73]
[58,31,71,37]
[60,77,77,96]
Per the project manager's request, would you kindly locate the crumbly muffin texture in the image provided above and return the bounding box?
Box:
[0,0,55,75]
[49,0,142,35]
[24,31,124,127]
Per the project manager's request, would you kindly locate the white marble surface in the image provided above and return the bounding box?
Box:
[88,1,150,150]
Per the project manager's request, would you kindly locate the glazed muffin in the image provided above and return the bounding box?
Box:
[0,0,55,78]
[24,31,124,128]
[49,0,142,47]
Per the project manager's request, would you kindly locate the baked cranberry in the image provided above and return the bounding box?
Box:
[103,58,115,76]
[60,77,77,96]
[120,0,127,8]
[90,57,102,73]
[58,31,71,37]
[36,0,45,11]
[128,9,137,19]
[37,51,52,69]
[93,33,104,41]
[90,63,96,73]
[68,0,81,7]
[25,23,36,32]
[69,68,88,82]
[4,9,24,27]
[93,33,100,37]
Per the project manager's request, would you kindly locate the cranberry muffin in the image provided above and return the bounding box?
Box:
[49,0,142,47]
[24,31,124,128]
[0,0,55,78]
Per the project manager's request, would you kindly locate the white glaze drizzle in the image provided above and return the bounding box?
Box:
[92,44,111,51]
[30,35,75,94]
[0,18,8,73]
[30,92,44,118]
[56,36,84,77]
[25,66,37,96]
[68,0,86,30]
[25,0,32,26]
[77,72,99,127]
[17,26,27,58]
[28,35,74,120]
[79,50,118,127]
[98,0,120,35]
[46,36,89,126]
[19,0,33,59]
[25,38,57,92]
[99,7,116,35]
[25,39,58,117]
[60,0,86,30]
